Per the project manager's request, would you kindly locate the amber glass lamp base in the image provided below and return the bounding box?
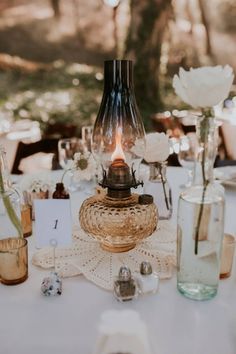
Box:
[79,193,158,253]
[101,242,136,253]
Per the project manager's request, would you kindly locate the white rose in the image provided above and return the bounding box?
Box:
[144,132,170,163]
[173,65,234,109]
[131,138,146,158]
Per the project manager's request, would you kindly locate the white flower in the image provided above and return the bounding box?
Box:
[99,310,145,335]
[94,310,151,354]
[131,138,146,158]
[19,172,53,193]
[29,180,51,193]
[143,132,170,163]
[173,65,234,109]
[73,151,96,181]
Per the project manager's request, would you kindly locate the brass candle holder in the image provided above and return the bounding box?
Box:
[0,238,28,285]
[79,158,158,253]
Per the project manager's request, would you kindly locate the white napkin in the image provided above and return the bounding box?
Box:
[93,309,152,354]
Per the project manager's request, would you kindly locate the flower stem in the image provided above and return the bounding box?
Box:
[194,181,208,254]
[61,169,70,183]
[160,166,170,210]
[194,116,210,255]
[0,172,23,238]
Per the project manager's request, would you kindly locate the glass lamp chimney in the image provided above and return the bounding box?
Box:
[92,60,146,186]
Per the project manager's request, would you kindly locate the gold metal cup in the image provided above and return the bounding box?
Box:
[0,238,28,285]
[27,190,49,220]
[21,204,32,238]
[220,234,235,279]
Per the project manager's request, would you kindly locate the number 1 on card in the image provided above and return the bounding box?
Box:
[54,219,58,230]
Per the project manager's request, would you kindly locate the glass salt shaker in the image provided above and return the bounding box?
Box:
[136,261,159,295]
[114,266,138,302]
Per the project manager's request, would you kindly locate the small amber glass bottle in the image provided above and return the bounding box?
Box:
[52,183,70,199]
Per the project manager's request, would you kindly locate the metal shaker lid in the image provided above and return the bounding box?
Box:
[140,261,153,275]
[138,194,153,205]
[118,265,132,281]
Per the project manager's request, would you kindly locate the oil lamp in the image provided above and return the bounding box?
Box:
[79,60,158,252]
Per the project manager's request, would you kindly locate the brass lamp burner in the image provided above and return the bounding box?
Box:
[100,158,143,199]
[79,159,158,253]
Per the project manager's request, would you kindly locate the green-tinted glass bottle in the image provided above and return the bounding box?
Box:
[177,116,224,300]
[0,146,23,240]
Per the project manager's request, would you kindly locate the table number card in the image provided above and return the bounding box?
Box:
[34,199,72,248]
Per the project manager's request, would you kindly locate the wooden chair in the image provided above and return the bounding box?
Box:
[11,139,60,174]
[44,123,78,139]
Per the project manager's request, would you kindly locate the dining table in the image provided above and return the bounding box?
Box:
[1,166,236,354]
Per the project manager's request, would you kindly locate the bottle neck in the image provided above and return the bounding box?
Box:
[0,147,12,193]
[193,116,218,185]
[149,162,167,182]
[104,60,134,91]
[56,183,65,191]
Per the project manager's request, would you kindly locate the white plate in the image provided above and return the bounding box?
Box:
[214,166,236,188]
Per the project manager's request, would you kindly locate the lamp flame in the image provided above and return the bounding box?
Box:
[111,127,126,162]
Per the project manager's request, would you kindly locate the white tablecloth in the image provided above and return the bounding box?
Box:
[1,167,236,354]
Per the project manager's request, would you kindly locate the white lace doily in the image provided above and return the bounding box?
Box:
[32,220,176,291]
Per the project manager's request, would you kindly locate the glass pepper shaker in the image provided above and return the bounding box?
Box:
[52,183,70,199]
[136,261,159,295]
[114,266,138,302]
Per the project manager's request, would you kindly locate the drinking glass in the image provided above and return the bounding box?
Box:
[220,234,235,278]
[21,204,32,237]
[58,137,79,169]
[0,238,28,285]
[81,125,93,152]
[178,133,197,187]
[58,138,87,191]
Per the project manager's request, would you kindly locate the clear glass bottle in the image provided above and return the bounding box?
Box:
[0,146,23,240]
[144,162,172,220]
[177,116,224,300]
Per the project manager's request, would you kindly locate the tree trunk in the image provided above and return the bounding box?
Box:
[198,0,212,56]
[51,0,61,18]
[125,0,172,120]
[112,6,119,56]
